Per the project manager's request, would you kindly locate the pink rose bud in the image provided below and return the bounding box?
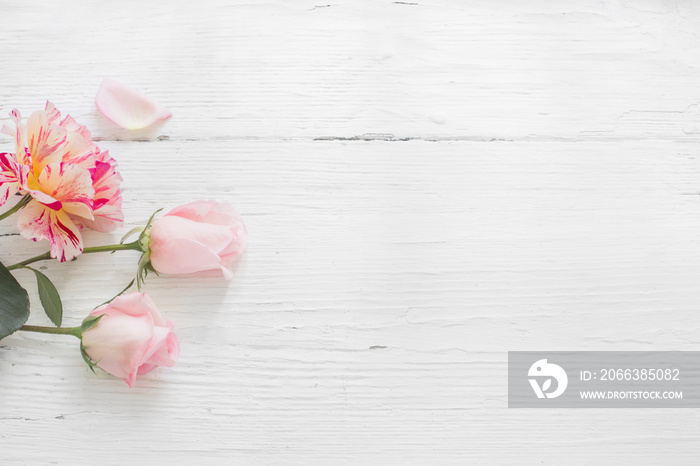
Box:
[81,292,180,388]
[148,200,247,279]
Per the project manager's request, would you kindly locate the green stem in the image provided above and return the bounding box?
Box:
[6,240,143,271]
[0,194,32,221]
[20,325,81,338]
[83,241,143,255]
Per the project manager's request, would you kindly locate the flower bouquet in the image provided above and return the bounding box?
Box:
[0,83,246,387]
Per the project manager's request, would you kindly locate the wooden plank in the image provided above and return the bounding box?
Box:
[1,140,700,463]
[0,1,698,141]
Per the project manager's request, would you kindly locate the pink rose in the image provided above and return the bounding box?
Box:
[81,292,179,388]
[148,200,247,279]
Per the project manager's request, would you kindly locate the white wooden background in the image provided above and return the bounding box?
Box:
[1,0,699,464]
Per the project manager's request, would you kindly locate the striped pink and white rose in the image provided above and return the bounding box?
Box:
[0,102,123,261]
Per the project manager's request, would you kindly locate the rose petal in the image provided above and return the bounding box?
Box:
[82,312,154,385]
[150,237,224,276]
[144,330,180,368]
[94,292,166,323]
[167,200,241,226]
[95,78,172,130]
[218,222,248,266]
[135,324,171,369]
[151,215,234,256]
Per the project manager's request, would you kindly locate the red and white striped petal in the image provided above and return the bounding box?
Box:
[0,185,17,207]
[80,199,124,232]
[43,102,95,167]
[44,101,62,125]
[26,110,67,176]
[61,129,94,168]
[59,114,92,142]
[0,153,29,206]
[9,109,31,167]
[17,201,83,262]
[76,158,123,232]
[91,160,122,204]
[34,163,94,220]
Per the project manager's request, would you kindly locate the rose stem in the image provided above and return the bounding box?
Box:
[0,194,32,221]
[19,325,82,338]
[6,240,143,271]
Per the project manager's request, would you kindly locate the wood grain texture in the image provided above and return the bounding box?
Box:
[1,1,699,464]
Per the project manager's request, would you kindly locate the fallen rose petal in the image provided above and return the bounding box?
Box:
[95,78,172,130]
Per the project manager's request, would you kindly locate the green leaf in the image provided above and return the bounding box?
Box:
[24,267,62,327]
[81,314,104,334]
[145,261,159,275]
[136,252,151,291]
[80,344,98,373]
[0,261,30,341]
[94,279,135,309]
[142,208,163,234]
[119,226,144,245]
